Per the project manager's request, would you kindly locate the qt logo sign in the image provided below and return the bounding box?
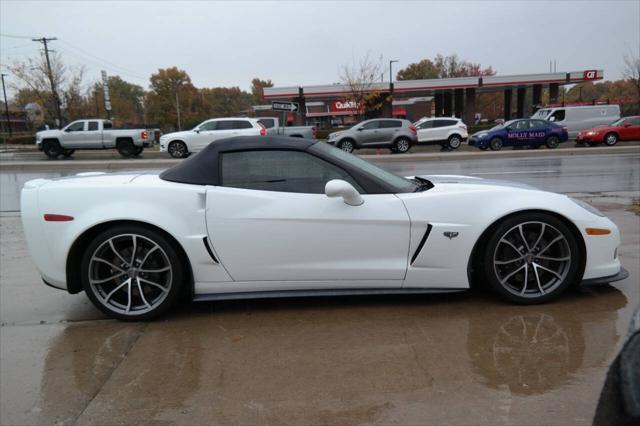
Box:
[584,70,598,80]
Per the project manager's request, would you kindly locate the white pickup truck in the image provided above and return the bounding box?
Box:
[256,117,317,139]
[36,119,155,158]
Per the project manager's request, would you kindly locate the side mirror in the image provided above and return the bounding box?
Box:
[195,129,200,133]
[623,123,631,128]
[325,179,364,206]
[64,128,71,132]
[549,116,556,122]
[356,127,364,131]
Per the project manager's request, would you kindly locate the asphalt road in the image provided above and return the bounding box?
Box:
[0,153,639,425]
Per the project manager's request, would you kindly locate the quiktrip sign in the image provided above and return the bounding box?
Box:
[583,70,598,80]
[330,100,363,113]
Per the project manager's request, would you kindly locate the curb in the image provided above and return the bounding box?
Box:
[0,145,638,171]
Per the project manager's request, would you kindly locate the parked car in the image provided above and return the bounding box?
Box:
[469,119,569,151]
[20,136,627,320]
[327,118,417,153]
[35,119,154,158]
[413,117,468,149]
[531,105,620,139]
[256,117,317,139]
[576,116,640,146]
[159,117,265,158]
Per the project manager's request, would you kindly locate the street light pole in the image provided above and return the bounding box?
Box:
[389,60,398,118]
[1,73,12,137]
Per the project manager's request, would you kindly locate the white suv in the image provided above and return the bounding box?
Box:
[414,117,468,150]
[160,117,265,158]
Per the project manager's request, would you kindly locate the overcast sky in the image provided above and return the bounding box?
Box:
[1,0,638,95]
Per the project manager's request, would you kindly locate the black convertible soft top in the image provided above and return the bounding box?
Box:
[160,136,317,186]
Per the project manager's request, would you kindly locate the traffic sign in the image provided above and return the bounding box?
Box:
[271,101,299,112]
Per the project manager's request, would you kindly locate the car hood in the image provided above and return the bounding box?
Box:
[160,130,194,140]
[415,174,538,191]
[36,129,62,139]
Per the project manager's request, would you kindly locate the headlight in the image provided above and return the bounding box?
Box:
[478,133,488,138]
[586,131,597,136]
[570,197,605,217]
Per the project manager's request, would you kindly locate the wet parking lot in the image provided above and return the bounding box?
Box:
[1,153,639,425]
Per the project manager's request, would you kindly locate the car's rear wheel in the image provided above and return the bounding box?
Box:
[43,140,62,158]
[546,135,560,149]
[81,225,184,321]
[481,212,580,304]
[604,132,618,146]
[168,141,189,158]
[447,134,462,150]
[117,140,135,158]
[489,137,503,151]
[394,137,411,153]
[339,139,355,153]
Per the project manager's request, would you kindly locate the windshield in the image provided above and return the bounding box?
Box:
[609,118,625,126]
[532,109,551,119]
[310,142,418,192]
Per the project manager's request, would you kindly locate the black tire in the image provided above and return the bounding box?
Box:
[604,132,618,146]
[134,147,144,156]
[168,141,189,158]
[62,149,75,158]
[587,142,599,147]
[42,140,62,158]
[117,139,135,158]
[81,224,185,321]
[480,212,581,305]
[447,134,462,150]
[489,137,503,151]
[394,137,411,153]
[546,135,560,149]
[338,139,355,153]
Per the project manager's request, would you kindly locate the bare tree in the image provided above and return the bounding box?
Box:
[622,49,640,111]
[339,52,383,118]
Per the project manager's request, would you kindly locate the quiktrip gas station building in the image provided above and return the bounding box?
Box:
[261,69,603,126]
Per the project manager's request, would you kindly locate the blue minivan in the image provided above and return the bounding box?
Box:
[469,119,569,150]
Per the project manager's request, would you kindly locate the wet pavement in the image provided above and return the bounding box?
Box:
[0,157,639,425]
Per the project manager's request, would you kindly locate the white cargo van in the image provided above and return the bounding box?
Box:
[531,105,620,138]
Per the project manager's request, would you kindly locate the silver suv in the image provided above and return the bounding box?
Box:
[327,119,418,153]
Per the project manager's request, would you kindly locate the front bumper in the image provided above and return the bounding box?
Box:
[581,267,629,287]
[576,134,600,143]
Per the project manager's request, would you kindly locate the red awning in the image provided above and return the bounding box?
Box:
[392,107,407,116]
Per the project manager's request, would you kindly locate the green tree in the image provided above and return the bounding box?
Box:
[91,76,146,124]
[250,78,273,104]
[396,59,439,80]
[146,67,198,130]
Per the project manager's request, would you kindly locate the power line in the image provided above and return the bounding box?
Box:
[0,32,37,40]
[54,46,148,83]
[57,39,147,80]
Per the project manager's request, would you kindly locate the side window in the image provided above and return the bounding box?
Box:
[216,121,234,130]
[441,119,458,127]
[199,121,218,131]
[87,121,99,131]
[233,120,253,129]
[513,120,529,130]
[549,110,565,122]
[360,121,379,130]
[418,120,434,129]
[103,121,113,129]
[220,150,363,194]
[628,117,640,126]
[531,120,547,128]
[379,120,402,128]
[66,121,85,132]
[257,118,275,129]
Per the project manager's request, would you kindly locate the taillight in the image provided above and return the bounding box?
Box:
[562,126,568,132]
[141,130,148,140]
[44,214,74,222]
[312,127,317,138]
[409,125,417,133]
[259,124,266,136]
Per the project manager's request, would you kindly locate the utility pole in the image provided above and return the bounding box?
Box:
[1,73,12,137]
[389,60,398,118]
[32,37,63,128]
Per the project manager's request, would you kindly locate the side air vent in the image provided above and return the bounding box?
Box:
[410,224,433,265]
[202,237,219,264]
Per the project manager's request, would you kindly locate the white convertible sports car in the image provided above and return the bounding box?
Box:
[21,136,628,320]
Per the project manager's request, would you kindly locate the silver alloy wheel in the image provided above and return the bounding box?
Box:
[604,133,618,146]
[168,141,187,158]
[340,140,354,153]
[490,138,503,151]
[493,221,571,299]
[449,136,461,149]
[396,138,410,152]
[88,233,172,315]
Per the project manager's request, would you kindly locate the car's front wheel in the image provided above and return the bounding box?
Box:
[489,137,503,151]
[546,135,560,149]
[481,212,581,304]
[604,132,618,146]
[339,139,355,153]
[42,140,62,158]
[447,134,462,150]
[168,141,189,158]
[81,225,185,321]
